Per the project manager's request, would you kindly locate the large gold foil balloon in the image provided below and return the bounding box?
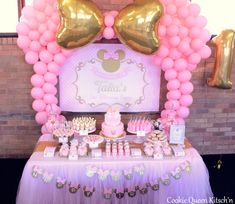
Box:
[208,29,235,89]
[114,0,163,55]
[56,0,104,49]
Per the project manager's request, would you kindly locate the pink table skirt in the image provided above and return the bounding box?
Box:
[16,138,213,204]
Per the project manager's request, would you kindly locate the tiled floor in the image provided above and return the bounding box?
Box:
[0,154,234,204]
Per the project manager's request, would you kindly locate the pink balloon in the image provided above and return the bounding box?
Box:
[54,53,66,66]
[22,6,35,19]
[103,27,115,39]
[31,74,45,87]
[166,4,177,15]
[174,0,187,7]
[39,37,48,46]
[41,125,49,134]
[39,50,53,63]
[198,45,211,59]
[187,63,197,71]
[160,15,173,26]
[167,79,180,90]
[31,87,44,99]
[45,6,54,16]
[43,83,57,94]
[158,25,166,37]
[38,24,47,34]
[29,31,40,41]
[160,110,168,118]
[174,58,188,71]
[46,104,60,114]
[33,0,46,11]
[32,99,46,112]
[17,36,31,49]
[164,69,177,80]
[177,106,190,118]
[25,51,39,64]
[178,27,188,39]
[16,23,29,35]
[180,82,194,94]
[189,27,201,39]
[165,100,180,110]
[180,95,193,106]
[47,20,58,32]
[48,62,60,75]
[28,19,38,29]
[47,42,61,54]
[188,4,200,16]
[169,36,180,47]
[177,7,189,18]
[51,13,60,24]
[30,41,42,52]
[167,25,179,37]
[178,40,190,53]
[175,117,185,125]
[33,61,47,75]
[188,53,201,64]
[199,29,211,42]
[43,30,55,42]
[162,58,174,71]
[191,39,203,51]
[44,72,58,85]
[36,12,46,23]
[61,48,74,57]
[196,16,207,28]
[167,90,181,100]
[110,10,119,17]
[43,94,56,104]
[177,70,192,82]
[157,45,169,58]
[104,15,114,27]
[184,16,196,28]
[169,48,182,60]
[35,111,48,124]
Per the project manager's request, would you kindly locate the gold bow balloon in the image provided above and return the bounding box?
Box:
[114,0,163,55]
[207,29,235,89]
[56,0,104,49]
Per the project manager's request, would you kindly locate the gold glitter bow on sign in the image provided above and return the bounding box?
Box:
[56,0,163,55]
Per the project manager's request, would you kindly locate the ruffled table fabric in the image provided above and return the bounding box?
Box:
[16,137,213,204]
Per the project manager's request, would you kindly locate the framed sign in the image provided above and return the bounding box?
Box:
[59,44,161,112]
[169,125,185,145]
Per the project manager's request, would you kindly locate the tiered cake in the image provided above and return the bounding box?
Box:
[101,107,124,138]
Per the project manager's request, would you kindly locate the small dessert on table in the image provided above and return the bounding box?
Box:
[83,135,104,148]
[101,107,125,139]
[127,117,153,134]
[72,117,96,133]
[77,142,88,156]
[69,146,78,160]
[147,131,168,144]
[53,127,74,143]
[162,144,172,156]
[59,144,69,157]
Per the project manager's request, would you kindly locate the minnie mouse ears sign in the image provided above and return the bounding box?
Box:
[59,44,161,112]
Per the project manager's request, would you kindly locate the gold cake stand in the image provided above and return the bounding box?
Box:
[99,131,126,140]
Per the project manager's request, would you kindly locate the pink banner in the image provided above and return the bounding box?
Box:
[59,44,161,112]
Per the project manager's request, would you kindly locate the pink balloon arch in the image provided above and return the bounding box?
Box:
[16,0,211,133]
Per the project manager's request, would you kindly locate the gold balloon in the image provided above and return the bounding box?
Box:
[114,0,163,55]
[56,0,104,49]
[207,29,235,89]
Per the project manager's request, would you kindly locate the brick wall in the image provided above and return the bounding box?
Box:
[0,0,235,158]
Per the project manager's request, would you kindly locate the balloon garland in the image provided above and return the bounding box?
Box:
[16,0,211,131]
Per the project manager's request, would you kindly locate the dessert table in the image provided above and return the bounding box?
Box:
[16,135,213,204]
